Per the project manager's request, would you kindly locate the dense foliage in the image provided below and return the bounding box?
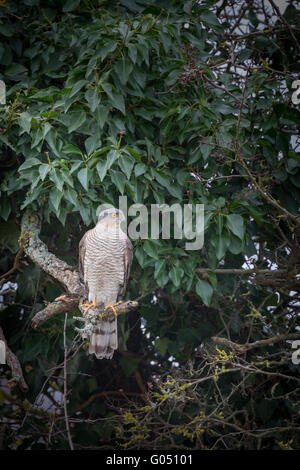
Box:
[0,0,299,450]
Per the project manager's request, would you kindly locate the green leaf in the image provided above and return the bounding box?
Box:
[60,169,74,188]
[49,169,64,192]
[0,198,11,221]
[154,337,169,356]
[226,214,245,240]
[154,259,166,279]
[78,202,91,225]
[95,105,109,129]
[68,111,86,133]
[39,164,51,181]
[134,163,147,177]
[62,144,83,157]
[49,187,63,212]
[155,269,169,287]
[143,240,159,259]
[69,79,88,98]
[126,146,141,162]
[118,154,135,179]
[135,246,145,268]
[85,88,99,113]
[70,160,83,174]
[64,187,78,206]
[98,41,117,61]
[45,129,60,157]
[96,159,108,181]
[201,10,220,27]
[217,214,223,235]
[215,233,230,260]
[6,63,27,75]
[127,43,137,63]
[77,167,89,191]
[63,0,80,11]
[18,112,32,134]
[102,83,125,115]
[31,128,43,148]
[19,158,41,171]
[85,135,101,156]
[110,169,126,194]
[114,57,133,85]
[228,234,244,255]
[196,280,213,306]
[169,266,184,287]
[200,144,212,161]
[42,122,51,139]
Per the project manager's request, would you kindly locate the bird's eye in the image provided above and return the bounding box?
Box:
[112,212,118,218]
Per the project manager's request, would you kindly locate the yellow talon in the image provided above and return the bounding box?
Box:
[104,301,121,317]
[80,297,97,315]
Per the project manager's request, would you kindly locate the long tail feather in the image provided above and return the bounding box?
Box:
[89,317,118,359]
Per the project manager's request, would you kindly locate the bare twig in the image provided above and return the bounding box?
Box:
[0,248,24,281]
[268,0,300,51]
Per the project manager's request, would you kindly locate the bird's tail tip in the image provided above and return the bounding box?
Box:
[89,318,118,360]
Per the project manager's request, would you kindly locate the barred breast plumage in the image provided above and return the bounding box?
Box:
[78,209,133,359]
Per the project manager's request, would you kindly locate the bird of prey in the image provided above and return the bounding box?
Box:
[78,208,133,359]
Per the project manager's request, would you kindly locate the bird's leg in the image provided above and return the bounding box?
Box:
[104,301,122,317]
[80,296,97,315]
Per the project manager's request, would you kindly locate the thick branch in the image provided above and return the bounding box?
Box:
[0,327,28,392]
[31,294,80,329]
[20,210,84,296]
[74,300,139,340]
[212,332,300,354]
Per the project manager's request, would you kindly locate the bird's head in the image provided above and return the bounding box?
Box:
[97,207,125,224]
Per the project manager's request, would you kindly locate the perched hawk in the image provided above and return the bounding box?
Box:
[78,208,133,359]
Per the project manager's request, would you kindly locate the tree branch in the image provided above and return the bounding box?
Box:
[31,294,81,329]
[268,0,300,51]
[0,248,24,281]
[212,332,300,354]
[73,300,139,340]
[196,268,288,275]
[19,210,83,296]
[0,327,28,392]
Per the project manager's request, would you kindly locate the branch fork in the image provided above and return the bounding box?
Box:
[18,210,138,334]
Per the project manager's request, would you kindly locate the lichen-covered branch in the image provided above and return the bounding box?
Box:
[0,327,28,392]
[20,210,84,296]
[31,294,81,329]
[74,300,139,340]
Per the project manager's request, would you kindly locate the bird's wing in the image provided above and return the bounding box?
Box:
[78,230,90,282]
[118,237,133,299]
